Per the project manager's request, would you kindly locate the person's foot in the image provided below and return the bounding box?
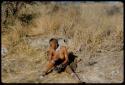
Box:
[77,80,83,83]
[40,71,47,79]
[71,73,83,83]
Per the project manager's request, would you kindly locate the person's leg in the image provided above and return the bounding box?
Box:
[42,55,59,76]
[65,65,73,74]
[42,60,55,76]
[65,65,82,83]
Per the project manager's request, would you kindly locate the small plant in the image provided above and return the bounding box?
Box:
[105,5,122,16]
[19,14,34,25]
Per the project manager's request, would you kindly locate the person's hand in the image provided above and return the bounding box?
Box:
[54,64,66,73]
[54,65,62,72]
[60,64,66,68]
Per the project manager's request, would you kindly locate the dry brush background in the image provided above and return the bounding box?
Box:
[1,1,123,83]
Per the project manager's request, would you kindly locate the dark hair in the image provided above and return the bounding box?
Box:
[49,38,58,44]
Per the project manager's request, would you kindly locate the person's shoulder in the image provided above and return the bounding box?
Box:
[48,47,52,52]
[61,46,67,50]
[48,47,53,52]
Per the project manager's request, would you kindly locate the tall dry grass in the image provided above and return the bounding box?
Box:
[1,1,123,83]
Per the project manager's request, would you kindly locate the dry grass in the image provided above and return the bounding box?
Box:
[1,1,123,83]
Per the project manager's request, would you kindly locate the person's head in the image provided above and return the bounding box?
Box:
[49,38,58,49]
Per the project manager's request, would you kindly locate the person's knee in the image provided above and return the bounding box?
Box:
[51,60,55,65]
[48,60,55,66]
[51,57,58,64]
[65,65,73,73]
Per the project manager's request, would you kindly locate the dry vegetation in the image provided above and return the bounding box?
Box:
[1,1,123,83]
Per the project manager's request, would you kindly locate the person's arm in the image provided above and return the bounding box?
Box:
[48,49,53,62]
[62,47,68,65]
